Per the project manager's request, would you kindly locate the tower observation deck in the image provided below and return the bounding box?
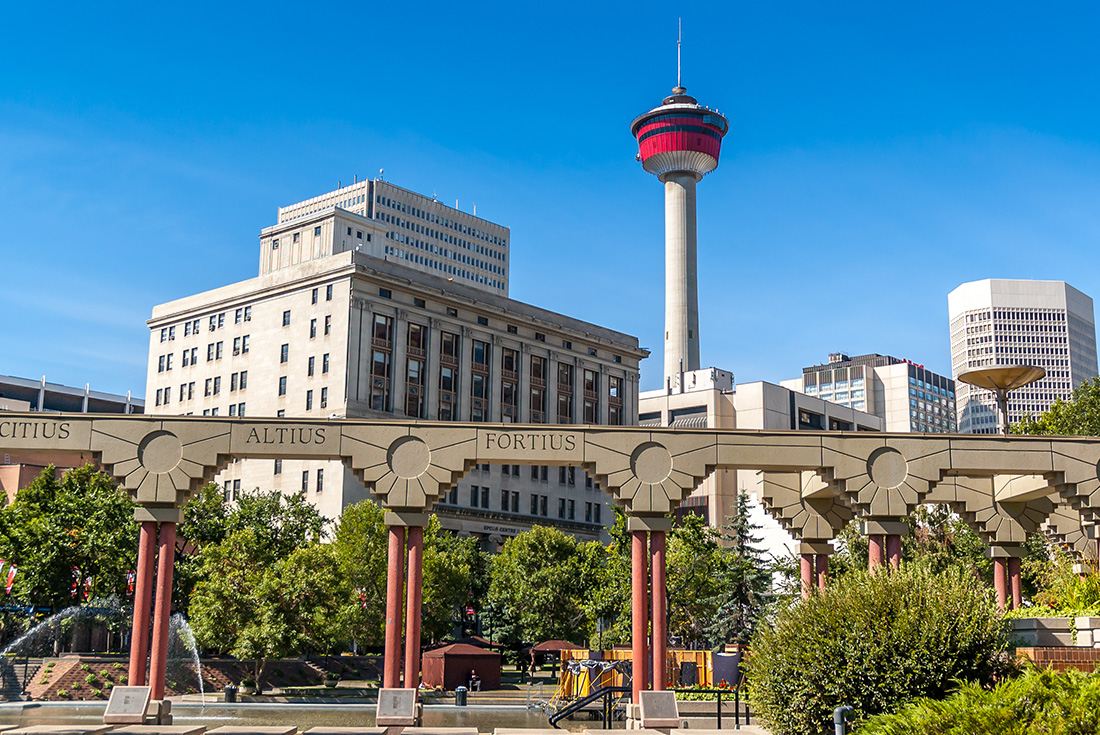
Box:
[631,86,728,385]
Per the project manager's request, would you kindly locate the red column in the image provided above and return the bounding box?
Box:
[885,535,902,570]
[868,534,885,571]
[799,554,814,600]
[815,554,829,590]
[650,531,667,691]
[384,525,406,689]
[148,522,176,701]
[128,521,157,686]
[993,558,1008,610]
[1008,557,1022,610]
[403,526,424,689]
[631,530,649,701]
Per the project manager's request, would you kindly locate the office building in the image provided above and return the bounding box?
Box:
[264,179,509,296]
[788,353,957,433]
[146,189,646,547]
[949,279,1098,434]
[0,374,144,502]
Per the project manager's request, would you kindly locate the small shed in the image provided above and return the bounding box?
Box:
[421,643,502,691]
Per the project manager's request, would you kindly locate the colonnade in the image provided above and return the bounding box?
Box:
[383,513,426,688]
[127,514,178,700]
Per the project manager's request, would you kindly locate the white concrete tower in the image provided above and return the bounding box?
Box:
[632,83,728,384]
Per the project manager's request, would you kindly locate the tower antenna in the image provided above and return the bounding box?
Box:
[677,18,682,88]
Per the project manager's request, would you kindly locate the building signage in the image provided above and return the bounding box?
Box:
[481,431,577,452]
[0,419,71,440]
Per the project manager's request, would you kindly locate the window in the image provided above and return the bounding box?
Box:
[540,496,548,517]
[477,316,488,326]
[233,337,241,355]
[324,316,331,335]
[471,486,480,507]
[239,370,247,389]
[314,226,322,237]
[158,355,165,373]
[447,307,458,317]
[413,298,426,308]
[310,318,317,338]
[562,340,572,350]
[278,376,287,396]
[283,310,291,327]
[207,344,214,361]
[321,387,328,408]
[311,288,318,305]
[277,409,285,418]
[357,230,363,239]
[280,344,289,363]
[229,403,237,416]
[231,372,238,391]
[588,348,597,357]
[535,332,545,342]
[204,378,212,397]
[160,328,167,343]
[302,470,309,493]
[568,499,575,520]
[308,356,315,376]
[237,402,245,416]
[242,335,249,353]
[306,389,313,410]
[244,306,251,322]
[507,324,518,334]
[212,376,220,395]
[530,494,538,515]
[481,487,489,508]
[326,284,333,301]
[594,503,601,524]
[379,288,392,299]
[323,353,330,373]
[235,308,243,324]
[531,465,540,480]
[585,502,593,523]
[155,388,162,406]
[558,498,566,519]
[274,459,282,475]
[316,468,323,493]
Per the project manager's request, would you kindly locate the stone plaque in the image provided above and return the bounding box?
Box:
[638,690,680,728]
[103,686,152,725]
[230,422,338,457]
[376,688,418,727]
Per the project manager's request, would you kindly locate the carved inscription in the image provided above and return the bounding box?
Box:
[0,420,71,440]
[245,426,327,445]
[483,431,577,452]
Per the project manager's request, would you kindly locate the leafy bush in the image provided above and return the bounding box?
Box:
[80,663,91,672]
[71,683,82,691]
[119,675,128,684]
[745,565,1014,735]
[84,673,98,684]
[861,667,1100,734]
[90,688,103,698]
[57,689,68,698]
[112,662,123,669]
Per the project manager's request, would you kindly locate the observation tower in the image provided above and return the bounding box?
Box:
[631,64,728,384]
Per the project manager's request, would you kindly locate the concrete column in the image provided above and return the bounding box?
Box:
[403,526,424,687]
[885,535,902,570]
[458,329,472,420]
[868,535,885,571]
[993,558,1008,610]
[547,353,559,423]
[599,366,610,425]
[391,311,408,416]
[650,531,667,691]
[1008,557,1022,610]
[148,522,176,701]
[816,554,829,589]
[631,530,649,701]
[517,344,530,421]
[128,521,157,686]
[384,525,406,688]
[426,319,441,418]
[489,337,502,422]
[659,172,701,383]
[800,554,814,600]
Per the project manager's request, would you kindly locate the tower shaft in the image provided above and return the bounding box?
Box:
[662,172,700,381]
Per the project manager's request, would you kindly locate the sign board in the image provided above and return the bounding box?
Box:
[103,686,152,725]
[638,690,680,729]
[376,688,418,727]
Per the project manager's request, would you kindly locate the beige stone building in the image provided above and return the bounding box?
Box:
[949,279,1098,434]
[146,188,645,546]
[782,352,957,433]
[638,368,882,552]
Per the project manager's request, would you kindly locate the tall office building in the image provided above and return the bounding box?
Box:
[790,353,957,433]
[146,183,646,548]
[949,279,1098,434]
[263,179,509,296]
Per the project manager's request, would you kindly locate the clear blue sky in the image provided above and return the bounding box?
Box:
[3,2,1100,398]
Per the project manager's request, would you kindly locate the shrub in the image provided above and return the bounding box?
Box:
[119,675,128,684]
[71,683,82,691]
[112,662,123,669]
[84,673,98,684]
[745,565,1014,735]
[80,663,91,672]
[860,667,1100,734]
[91,688,103,698]
[57,689,68,698]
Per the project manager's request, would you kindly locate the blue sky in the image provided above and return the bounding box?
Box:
[2,2,1100,397]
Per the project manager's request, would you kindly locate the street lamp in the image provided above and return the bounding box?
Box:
[957,365,1046,435]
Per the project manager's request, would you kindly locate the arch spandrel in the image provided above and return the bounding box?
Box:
[759,471,853,541]
[1044,503,1096,559]
[582,430,717,514]
[92,418,231,506]
[821,436,950,519]
[341,424,477,510]
[1050,440,1100,521]
[930,474,1058,546]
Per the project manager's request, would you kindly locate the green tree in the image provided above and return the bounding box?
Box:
[1014,376,1100,436]
[489,525,589,645]
[704,491,773,646]
[189,529,348,687]
[0,465,138,610]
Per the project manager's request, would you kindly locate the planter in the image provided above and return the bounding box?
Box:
[324,678,339,689]
[1012,617,1074,647]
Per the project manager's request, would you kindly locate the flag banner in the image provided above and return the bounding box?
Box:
[5,566,16,594]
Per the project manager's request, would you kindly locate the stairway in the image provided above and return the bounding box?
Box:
[0,658,41,701]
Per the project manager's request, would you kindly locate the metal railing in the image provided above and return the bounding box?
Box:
[548,685,630,729]
[670,686,750,730]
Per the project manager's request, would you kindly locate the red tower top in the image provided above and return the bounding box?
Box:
[631,87,728,179]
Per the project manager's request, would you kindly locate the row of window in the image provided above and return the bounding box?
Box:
[376,194,508,250]
[440,484,603,524]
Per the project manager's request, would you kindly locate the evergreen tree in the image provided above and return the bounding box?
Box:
[704,491,772,646]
